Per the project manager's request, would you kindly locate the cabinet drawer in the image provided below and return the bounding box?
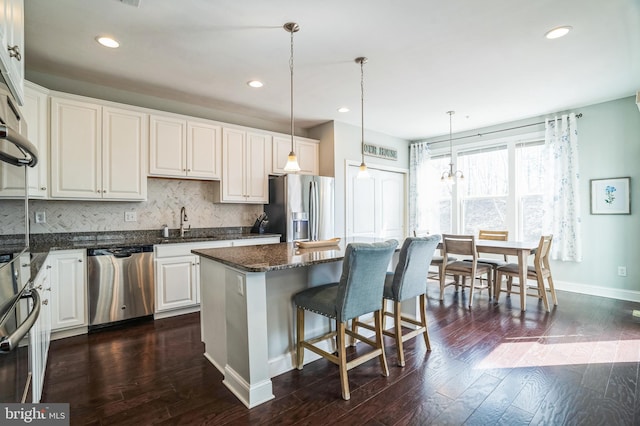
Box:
[155,240,231,258]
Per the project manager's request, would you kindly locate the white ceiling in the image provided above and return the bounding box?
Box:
[24,0,640,140]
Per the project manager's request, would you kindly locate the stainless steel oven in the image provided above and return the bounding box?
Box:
[0,78,40,403]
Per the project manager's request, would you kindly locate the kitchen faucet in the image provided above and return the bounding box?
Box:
[180,206,190,237]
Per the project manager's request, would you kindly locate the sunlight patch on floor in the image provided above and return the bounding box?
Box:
[475,339,640,369]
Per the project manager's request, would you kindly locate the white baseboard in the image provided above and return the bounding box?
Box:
[555,280,640,303]
[153,305,200,320]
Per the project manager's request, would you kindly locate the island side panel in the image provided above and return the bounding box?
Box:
[265,261,343,377]
[223,267,274,408]
[200,258,227,373]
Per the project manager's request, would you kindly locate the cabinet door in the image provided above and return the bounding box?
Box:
[245,132,269,202]
[0,83,47,198]
[102,107,148,200]
[149,115,187,177]
[0,0,24,105]
[187,121,221,179]
[23,84,48,197]
[49,250,87,331]
[50,97,102,199]
[272,136,319,176]
[155,255,199,312]
[221,128,247,202]
[296,139,319,175]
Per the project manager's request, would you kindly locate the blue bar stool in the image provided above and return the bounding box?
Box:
[293,240,398,400]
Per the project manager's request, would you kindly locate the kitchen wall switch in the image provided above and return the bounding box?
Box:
[124,211,137,222]
[35,211,46,223]
[618,266,627,277]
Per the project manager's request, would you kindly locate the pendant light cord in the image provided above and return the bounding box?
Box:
[360,59,365,164]
[290,27,295,153]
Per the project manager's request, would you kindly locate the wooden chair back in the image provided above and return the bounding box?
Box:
[533,235,553,276]
[441,234,478,260]
[478,229,509,260]
[478,229,508,241]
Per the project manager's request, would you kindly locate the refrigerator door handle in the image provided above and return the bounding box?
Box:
[309,181,319,241]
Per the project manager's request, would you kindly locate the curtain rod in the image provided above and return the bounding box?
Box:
[418,112,582,146]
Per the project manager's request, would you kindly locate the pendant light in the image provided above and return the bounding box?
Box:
[356,57,370,179]
[283,22,301,173]
[441,110,464,182]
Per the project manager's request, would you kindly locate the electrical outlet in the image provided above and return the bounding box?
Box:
[618,266,627,277]
[124,211,137,222]
[236,275,244,296]
[34,211,46,224]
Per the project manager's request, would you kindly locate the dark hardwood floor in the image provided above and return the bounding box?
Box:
[42,288,640,425]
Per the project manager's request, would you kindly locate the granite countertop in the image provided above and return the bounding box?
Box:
[193,237,400,273]
[0,228,280,256]
[0,228,281,283]
[193,241,347,272]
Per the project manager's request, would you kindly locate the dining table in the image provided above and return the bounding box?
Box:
[438,239,540,311]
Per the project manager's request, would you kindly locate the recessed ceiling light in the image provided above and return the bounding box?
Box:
[247,80,264,88]
[337,107,350,113]
[545,26,572,39]
[96,36,120,48]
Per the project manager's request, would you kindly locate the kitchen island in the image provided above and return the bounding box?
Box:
[193,239,397,408]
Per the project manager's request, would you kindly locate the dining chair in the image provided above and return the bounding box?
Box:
[413,230,457,283]
[440,234,493,307]
[293,239,398,400]
[494,234,557,312]
[352,235,439,367]
[464,229,509,287]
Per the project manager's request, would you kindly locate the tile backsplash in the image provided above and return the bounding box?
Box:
[0,178,264,235]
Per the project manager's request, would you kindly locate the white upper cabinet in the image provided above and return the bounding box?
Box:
[0,0,24,104]
[271,136,319,175]
[0,82,48,198]
[213,128,269,203]
[50,96,147,200]
[149,114,221,180]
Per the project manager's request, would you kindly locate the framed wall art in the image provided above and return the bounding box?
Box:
[590,177,631,214]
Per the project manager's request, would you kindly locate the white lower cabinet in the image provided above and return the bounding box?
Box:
[30,258,51,402]
[49,249,87,332]
[155,255,200,312]
[154,237,280,318]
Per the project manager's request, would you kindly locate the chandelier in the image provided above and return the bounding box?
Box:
[441,111,464,182]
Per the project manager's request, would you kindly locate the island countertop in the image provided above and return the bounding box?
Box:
[192,241,348,272]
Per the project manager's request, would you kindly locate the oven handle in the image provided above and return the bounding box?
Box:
[0,289,40,353]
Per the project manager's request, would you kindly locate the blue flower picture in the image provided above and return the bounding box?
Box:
[591,177,631,214]
[604,185,616,204]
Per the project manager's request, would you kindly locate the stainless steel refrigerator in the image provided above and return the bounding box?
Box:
[264,174,335,242]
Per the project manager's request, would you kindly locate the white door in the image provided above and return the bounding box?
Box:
[346,165,407,240]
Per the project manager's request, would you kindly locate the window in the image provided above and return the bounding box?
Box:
[516,142,545,242]
[458,146,508,235]
[420,135,545,240]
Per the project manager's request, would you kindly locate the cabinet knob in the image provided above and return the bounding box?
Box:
[41,187,46,191]
[7,45,21,61]
[78,259,83,263]
[46,265,51,269]
[42,299,49,306]
[187,169,191,172]
[103,190,107,193]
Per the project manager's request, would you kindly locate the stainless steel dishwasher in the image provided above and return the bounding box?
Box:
[87,245,154,329]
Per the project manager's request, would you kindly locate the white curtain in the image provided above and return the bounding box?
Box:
[543,113,582,262]
[409,142,430,234]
